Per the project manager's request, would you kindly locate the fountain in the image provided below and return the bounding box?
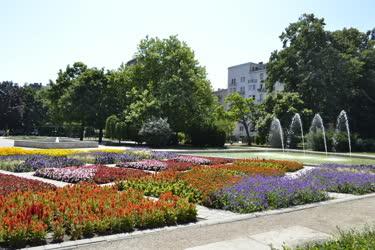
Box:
[309,114,328,155]
[289,113,305,154]
[269,117,285,152]
[335,110,351,156]
[55,137,60,143]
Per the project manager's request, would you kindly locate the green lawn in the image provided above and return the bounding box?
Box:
[186,151,375,165]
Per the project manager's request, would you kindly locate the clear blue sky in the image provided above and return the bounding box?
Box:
[1,0,374,90]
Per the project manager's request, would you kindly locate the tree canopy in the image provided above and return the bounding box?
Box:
[266,13,375,138]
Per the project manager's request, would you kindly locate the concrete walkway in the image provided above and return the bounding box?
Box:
[73,196,375,250]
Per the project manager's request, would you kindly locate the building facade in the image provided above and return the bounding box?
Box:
[214,61,284,140]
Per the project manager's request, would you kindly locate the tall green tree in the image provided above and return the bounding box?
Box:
[266,13,375,138]
[126,35,216,134]
[225,92,257,145]
[48,63,122,142]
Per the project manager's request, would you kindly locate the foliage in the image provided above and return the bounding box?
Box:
[292,227,375,250]
[47,63,123,142]
[225,92,257,145]
[188,123,226,147]
[127,35,216,134]
[0,82,48,135]
[117,178,202,203]
[266,13,375,138]
[306,129,334,151]
[139,117,173,147]
[0,173,56,197]
[256,92,312,145]
[0,184,196,248]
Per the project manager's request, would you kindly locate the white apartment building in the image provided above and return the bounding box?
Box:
[214,61,284,140]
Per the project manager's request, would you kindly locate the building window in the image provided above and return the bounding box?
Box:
[231,78,236,84]
[260,73,264,80]
[240,76,245,82]
[239,126,243,132]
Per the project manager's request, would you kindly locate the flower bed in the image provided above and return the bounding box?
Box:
[210,175,328,213]
[173,155,211,165]
[0,155,28,171]
[164,160,193,171]
[0,184,196,248]
[150,151,178,160]
[93,166,150,184]
[234,159,303,172]
[34,165,150,184]
[0,173,56,196]
[118,178,202,203]
[35,165,97,183]
[207,164,285,176]
[116,160,167,171]
[305,168,375,194]
[0,147,78,157]
[15,155,83,172]
[93,152,141,164]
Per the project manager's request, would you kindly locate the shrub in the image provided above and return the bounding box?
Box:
[332,131,357,153]
[138,117,173,147]
[188,124,226,147]
[306,130,333,152]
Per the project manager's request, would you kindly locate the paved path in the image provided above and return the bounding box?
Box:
[74,196,375,250]
[0,138,13,147]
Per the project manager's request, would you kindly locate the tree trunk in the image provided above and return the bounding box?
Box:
[98,128,103,144]
[79,123,84,141]
[242,122,252,146]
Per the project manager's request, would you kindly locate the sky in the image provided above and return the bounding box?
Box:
[1,0,374,90]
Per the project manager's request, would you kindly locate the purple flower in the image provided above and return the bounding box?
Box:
[15,155,83,172]
[211,175,327,213]
[303,168,375,194]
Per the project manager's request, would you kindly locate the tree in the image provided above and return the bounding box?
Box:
[0,82,23,132]
[126,35,216,134]
[225,92,257,145]
[266,13,375,138]
[48,63,122,142]
[255,92,312,145]
[20,83,48,134]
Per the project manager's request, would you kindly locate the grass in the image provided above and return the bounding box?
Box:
[289,227,375,250]
[185,152,375,165]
